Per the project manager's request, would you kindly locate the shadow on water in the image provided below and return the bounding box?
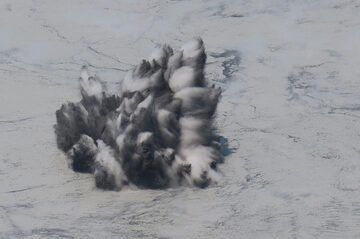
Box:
[217,136,236,163]
[209,50,242,82]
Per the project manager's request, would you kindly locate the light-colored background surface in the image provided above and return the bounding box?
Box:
[1,0,360,238]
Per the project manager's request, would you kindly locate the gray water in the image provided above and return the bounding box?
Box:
[1,1,360,238]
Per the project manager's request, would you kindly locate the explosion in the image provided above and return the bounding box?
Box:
[55,39,223,190]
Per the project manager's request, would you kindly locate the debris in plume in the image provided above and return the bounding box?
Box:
[55,39,223,190]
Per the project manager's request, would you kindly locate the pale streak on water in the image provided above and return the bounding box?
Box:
[1,1,360,238]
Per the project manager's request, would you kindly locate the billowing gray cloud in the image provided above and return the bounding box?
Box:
[55,39,222,190]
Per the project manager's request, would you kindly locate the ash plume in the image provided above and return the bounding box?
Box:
[55,39,223,190]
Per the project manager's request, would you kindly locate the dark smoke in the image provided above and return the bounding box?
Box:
[55,39,223,190]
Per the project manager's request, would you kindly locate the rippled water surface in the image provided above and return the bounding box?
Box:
[1,1,360,238]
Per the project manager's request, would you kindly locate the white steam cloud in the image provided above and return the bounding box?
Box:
[55,39,223,190]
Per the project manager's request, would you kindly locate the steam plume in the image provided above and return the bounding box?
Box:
[55,39,222,190]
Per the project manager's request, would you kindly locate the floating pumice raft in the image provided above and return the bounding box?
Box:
[55,39,223,190]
